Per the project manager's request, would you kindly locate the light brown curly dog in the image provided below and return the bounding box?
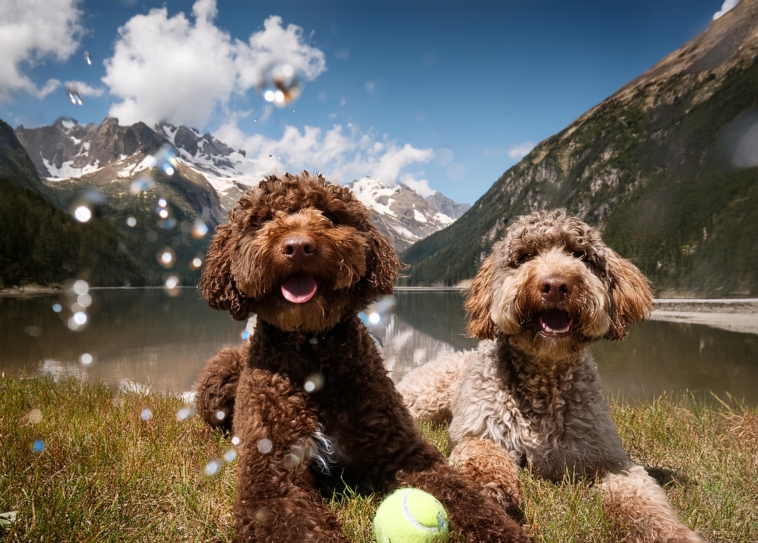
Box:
[398,209,706,543]
[194,173,530,543]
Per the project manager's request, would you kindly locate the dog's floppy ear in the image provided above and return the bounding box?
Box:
[200,222,253,321]
[465,254,497,340]
[605,248,653,340]
[363,226,402,298]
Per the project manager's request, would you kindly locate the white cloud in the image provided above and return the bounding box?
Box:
[0,0,83,101]
[64,81,104,97]
[213,119,434,186]
[507,141,536,160]
[713,0,740,19]
[102,1,326,129]
[400,174,436,197]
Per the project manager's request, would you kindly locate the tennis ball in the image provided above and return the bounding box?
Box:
[373,487,449,543]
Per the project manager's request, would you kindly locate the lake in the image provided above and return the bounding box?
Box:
[1,288,757,405]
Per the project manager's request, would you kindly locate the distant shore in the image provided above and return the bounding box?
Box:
[651,298,758,335]
[2,285,756,334]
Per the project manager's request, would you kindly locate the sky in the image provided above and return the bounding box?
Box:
[0,0,740,204]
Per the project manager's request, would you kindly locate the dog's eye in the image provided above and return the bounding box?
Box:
[515,252,533,265]
[572,250,586,260]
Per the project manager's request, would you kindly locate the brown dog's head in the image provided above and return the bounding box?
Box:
[466,209,652,359]
[200,172,400,332]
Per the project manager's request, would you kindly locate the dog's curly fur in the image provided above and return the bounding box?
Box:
[195,173,529,542]
[398,209,706,543]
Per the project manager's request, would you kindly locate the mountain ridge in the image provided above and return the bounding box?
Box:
[14,117,469,253]
[401,0,758,296]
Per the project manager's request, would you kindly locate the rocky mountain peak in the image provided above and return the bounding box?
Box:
[345,177,463,251]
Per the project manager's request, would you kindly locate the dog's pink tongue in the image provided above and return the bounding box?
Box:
[281,274,318,304]
[540,309,572,334]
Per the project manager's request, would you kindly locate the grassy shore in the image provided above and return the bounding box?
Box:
[1,377,756,542]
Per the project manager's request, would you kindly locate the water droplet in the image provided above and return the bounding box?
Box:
[77,294,92,307]
[67,311,88,331]
[158,198,167,208]
[32,440,44,453]
[224,449,237,463]
[368,312,381,324]
[215,410,226,421]
[231,436,241,446]
[304,373,324,393]
[84,51,92,65]
[74,205,91,222]
[191,220,208,238]
[258,63,301,106]
[141,408,153,421]
[204,459,223,477]
[158,248,174,267]
[72,280,89,296]
[257,438,273,454]
[79,353,93,365]
[164,275,180,297]
[176,405,195,421]
[126,216,137,227]
[130,176,153,194]
[52,304,62,313]
[191,258,203,269]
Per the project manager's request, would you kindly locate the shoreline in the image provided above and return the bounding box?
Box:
[2,286,755,334]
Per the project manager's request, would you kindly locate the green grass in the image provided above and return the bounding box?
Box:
[1,378,756,542]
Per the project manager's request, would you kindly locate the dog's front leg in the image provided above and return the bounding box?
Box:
[598,464,706,543]
[232,368,349,543]
[397,451,531,543]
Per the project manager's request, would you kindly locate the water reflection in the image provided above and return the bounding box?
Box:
[1,289,756,405]
[0,289,241,393]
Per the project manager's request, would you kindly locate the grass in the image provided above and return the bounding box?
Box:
[1,377,757,542]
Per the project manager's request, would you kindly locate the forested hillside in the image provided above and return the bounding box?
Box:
[402,3,758,296]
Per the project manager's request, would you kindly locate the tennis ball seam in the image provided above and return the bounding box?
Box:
[401,489,441,532]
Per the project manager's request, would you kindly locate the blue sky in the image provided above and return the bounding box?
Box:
[0,0,737,204]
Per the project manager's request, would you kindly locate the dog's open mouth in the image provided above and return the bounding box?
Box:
[280,273,318,304]
[538,309,573,336]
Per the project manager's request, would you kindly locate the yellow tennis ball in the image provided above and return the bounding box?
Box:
[373,487,449,543]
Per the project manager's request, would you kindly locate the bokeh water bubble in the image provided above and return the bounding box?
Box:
[140,408,153,421]
[224,449,238,463]
[32,440,45,453]
[204,459,224,477]
[304,373,324,393]
[83,51,92,65]
[258,63,301,107]
[256,438,273,454]
[79,353,93,365]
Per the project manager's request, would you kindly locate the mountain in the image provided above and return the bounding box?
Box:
[0,120,61,206]
[15,118,470,253]
[402,0,758,296]
[346,177,469,252]
[0,125,143,288]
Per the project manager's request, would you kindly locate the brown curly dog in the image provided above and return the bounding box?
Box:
[398,210,706,543]
[195,173,529,542]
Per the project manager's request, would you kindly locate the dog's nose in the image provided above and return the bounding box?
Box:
[282,234,316,262]
[539,275,572,303]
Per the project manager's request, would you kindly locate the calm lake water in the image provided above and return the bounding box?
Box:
[1,288,757,405]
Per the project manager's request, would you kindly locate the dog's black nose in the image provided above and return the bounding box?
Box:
[282,234,316,262]
[539,275,572,303]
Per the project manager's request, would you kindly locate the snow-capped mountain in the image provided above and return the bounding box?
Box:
[15,117,470,251]
[347,177,470,251]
